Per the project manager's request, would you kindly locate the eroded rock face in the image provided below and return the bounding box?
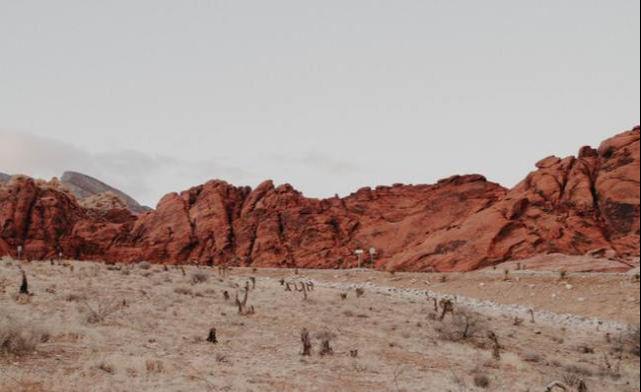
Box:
[0,127,639,271]
[388,127,640,271]
[0,176,137,260]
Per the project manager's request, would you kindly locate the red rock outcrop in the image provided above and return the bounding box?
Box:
[0,127,639,271]
[387,127,640,271]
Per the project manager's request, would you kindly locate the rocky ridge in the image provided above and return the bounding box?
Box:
[0,127,638,272]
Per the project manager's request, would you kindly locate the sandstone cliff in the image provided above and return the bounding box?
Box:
[1,127,638,271]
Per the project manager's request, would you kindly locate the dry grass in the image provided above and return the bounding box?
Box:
[0,259,639,391]
[0,311,49,356]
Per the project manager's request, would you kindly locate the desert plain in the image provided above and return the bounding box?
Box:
[1,256,639,392]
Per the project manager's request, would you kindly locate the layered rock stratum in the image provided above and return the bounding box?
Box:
[0,127,639,271]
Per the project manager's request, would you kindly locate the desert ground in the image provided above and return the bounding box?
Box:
[1,257,639,392]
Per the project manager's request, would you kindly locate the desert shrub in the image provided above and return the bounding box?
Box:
[79,299,124,324]
[174,287,193,296]
[522,352,543,363]
[145,359,165,374]
[473,373,490,388]
[623,325,640,357]
[435,309,487,342]
[564,364,594,378]
[95,360,116,374]
[138,261,152,270]
[191,272,208,285]
[65,293,88,302]
[0,312,49,356]
[316,331,336,356]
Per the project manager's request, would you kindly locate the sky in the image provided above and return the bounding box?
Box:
[0,1,639,207]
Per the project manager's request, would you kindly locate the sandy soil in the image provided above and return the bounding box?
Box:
[1,258,639,392]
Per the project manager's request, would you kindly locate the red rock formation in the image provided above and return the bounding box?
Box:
[0,176,136,260]
[0,127,639,271]
[388,127,640,272]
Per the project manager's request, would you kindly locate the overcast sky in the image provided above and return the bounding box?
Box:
[1,1,639,207]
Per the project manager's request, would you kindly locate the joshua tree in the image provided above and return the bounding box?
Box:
[317,331,335,356]
[301,328,312,356]
[438,299,454,321]
[218,265,230,278]
[528,308,536,324]
[235,287,254,315]
[355,288,365,298]
[295,282,309,301]
[207,328,218,344]
[559,270,568,281]
[563,375,588,392]
[223,291,230,301]
[250,277,256,290]
[488,331,501,361]
[19,269,29,295]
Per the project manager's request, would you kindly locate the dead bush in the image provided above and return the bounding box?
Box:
[138,261,152,270]
[95,360,116,374]
[80,299,124,324]
[190,272,209,285]
[435,309,487,342]
[145,359,165,374]
[316,331,336,356]
[562,374,588,392]
[522,352,543,363]
[65,293,88,302]
[617,325,640,357]
[473,373,490,388]
[0,312,49,356]
[301,328,312,356]
[174,287,193,296]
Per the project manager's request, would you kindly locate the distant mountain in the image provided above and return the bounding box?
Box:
[61,171,150,214]
[0,172,10,183]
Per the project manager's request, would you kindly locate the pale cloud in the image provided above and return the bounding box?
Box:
[0,130,253,207]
